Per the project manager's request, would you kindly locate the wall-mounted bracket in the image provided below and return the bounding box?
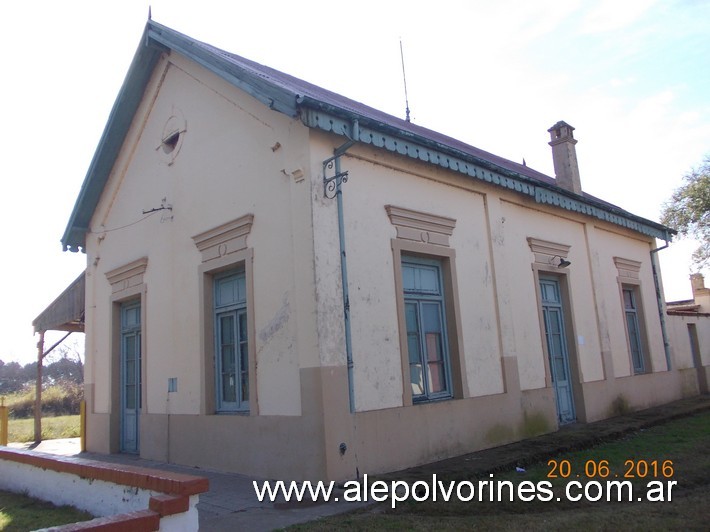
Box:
[323,159,349,199]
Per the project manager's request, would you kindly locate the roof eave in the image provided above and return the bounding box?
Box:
[61,24,166,252]
[298,97,674,241]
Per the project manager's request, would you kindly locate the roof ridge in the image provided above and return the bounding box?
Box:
[154,21,561,187]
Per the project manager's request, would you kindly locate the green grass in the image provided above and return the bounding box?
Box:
[291,410,710,530]
[5,415,80,443]
[1,384,82,443]
[0,490,93,531]
[490,411,710,485]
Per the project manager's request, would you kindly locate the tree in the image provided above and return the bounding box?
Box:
[43,340,84,385]
[661,156,710,269]
[0,340,84,394]
[0,360,24,394]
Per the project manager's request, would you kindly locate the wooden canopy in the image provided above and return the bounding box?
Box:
[32,272,85,334]
[30,271,85,444]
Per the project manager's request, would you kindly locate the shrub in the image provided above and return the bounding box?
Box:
[5,381,83,419]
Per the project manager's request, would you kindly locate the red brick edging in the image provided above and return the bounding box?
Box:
[0,447,208,530]
[44,510,160,531]
[0,448,208,496]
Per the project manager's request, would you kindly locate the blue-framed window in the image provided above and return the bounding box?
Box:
[402,257,452,402]
[623,286,646,374]
[214,270,249,412]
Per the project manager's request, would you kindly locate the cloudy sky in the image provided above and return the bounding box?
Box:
[1,0,708,364]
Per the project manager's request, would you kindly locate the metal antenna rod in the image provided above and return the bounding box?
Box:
[399,39,411,123]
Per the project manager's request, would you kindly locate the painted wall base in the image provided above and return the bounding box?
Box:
[82,362,708,482]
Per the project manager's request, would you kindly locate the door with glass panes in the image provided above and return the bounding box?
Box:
[539,277,575,424]
[120,301,141,453]
[214,270,249,412]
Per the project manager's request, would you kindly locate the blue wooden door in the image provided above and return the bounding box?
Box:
[539,278,576,424]
[120,302,141,453]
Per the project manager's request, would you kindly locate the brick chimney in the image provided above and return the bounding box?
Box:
[690,273,710,313]
[691,273,707,295]
[548,121,582,195]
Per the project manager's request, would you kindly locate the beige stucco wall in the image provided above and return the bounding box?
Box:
[664,276,710,394]
[500,200,606,388]
[307,140,508,413]
[667,314,710,369]
[591,227,667,376]
[308,135,665,411]
[83,51,322,462]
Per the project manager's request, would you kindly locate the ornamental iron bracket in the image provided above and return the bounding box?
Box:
[323,158,349,199]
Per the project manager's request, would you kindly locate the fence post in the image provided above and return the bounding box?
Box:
[0,397,8,446]
[35,331,45,444]
[80,399,86,452]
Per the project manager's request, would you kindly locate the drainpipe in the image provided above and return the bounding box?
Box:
[322,119,359,413]
[650,233,672,370]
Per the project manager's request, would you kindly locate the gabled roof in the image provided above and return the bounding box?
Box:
[62,20,673,252]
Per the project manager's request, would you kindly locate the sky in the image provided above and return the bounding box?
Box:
[0,0,708,365]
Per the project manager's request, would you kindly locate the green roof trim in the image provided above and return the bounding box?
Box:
[146,25,300,117]
[61,25,165,251]
[300,108,672,241]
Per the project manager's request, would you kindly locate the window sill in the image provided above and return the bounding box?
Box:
[412,394,453,405]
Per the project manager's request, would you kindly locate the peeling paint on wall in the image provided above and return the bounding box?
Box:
[259,293,291,344]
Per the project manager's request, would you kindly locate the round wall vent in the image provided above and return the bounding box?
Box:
[159,110,186,164]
